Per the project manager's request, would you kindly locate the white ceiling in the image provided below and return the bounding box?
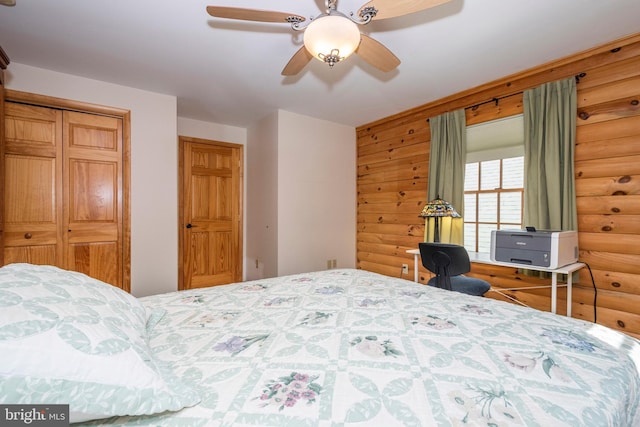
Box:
[1,0,639,128]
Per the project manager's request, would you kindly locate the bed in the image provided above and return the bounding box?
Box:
[1,263,639,426]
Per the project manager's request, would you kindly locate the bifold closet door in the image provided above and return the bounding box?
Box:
[3,103,64,266]
[63,111,123,288]
[3,103,124,288]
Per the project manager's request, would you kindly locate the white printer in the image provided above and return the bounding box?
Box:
[490,229,579,269]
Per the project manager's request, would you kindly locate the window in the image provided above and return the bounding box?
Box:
[464,157,524,252]
[463,114,525,253]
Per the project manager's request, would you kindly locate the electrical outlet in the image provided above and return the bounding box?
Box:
[402,264,409,275]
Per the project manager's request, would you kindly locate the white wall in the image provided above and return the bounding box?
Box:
[277,110,356,275]
[246,113,279,280]
[246,110,356,278]
[177,117,246,144]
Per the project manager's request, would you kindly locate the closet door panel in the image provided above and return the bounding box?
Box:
[68,242,119,286]
[4,246,57,265]
[66,158,119,267]
[4,103,58,154]
[64,111,122,287]
[68,159,117,222]
[3,104,63,266]
[66,111,119,155]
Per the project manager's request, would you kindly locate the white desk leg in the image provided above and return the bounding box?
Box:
[567,273,573,317]
[413,253,419,283]
[551,272,557,314]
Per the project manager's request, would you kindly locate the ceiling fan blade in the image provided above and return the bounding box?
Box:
[206,6,305,23]
[281,47,313,76]
[0,0,16,6]
[358,0,452,21]
[355,34,400,72]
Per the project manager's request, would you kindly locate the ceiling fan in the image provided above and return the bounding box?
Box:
[206,0,451,76]
[0,0,16,6]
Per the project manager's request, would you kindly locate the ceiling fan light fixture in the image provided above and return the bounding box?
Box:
[303,15,361,67]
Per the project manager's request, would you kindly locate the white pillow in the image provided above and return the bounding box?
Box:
[0,263,200,423]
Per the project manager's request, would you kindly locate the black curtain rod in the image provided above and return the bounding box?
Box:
[466,72,587,111]
[425,93,518,121]
[427,72,586,120]
[466,92,521,111]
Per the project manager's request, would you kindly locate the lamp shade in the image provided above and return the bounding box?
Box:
[303,15,361,65]
[419,196,461,218]
[419,196,460,243]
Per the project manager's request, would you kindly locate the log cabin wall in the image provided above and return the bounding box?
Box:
[356,33,640,338]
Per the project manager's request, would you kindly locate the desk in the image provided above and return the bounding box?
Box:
[407,248,586,316]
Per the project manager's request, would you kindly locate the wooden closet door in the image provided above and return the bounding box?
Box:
[64,111,123,287]
[3,103,64,266]
[0,52,5,265]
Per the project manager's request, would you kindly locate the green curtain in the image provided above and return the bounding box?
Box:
[427,109,466,244]
[523,77,578,231]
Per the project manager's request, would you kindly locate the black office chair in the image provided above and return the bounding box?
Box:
[419,242,491,296]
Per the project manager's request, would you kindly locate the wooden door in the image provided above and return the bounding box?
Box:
[0,47,9,265]
[3,103,64,266]
[3,101,126,289]
[179,136,243,289]
[64,111,123,288]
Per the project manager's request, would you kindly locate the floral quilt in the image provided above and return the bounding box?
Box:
[82,269,640,426]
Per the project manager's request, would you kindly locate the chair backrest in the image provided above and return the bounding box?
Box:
[419,243,471,290]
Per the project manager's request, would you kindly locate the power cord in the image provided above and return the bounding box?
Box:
[584,262,597,323]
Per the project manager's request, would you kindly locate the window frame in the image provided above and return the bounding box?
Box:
[464,157,524,253]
